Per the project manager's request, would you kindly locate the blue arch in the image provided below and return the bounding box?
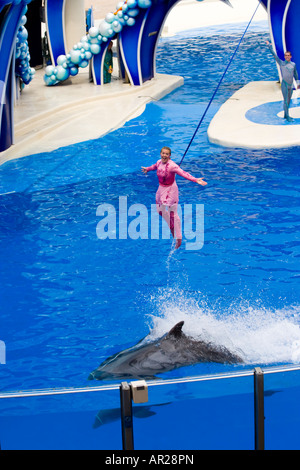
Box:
[267,0,287,60]
[45,0,66,65]
[0,1,29,152]
[118,0,179,86]
[265,0,299,83]
[285,0,300,72]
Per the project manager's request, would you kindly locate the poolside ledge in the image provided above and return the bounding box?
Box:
[0,70,183,165]
[208,80,300,149]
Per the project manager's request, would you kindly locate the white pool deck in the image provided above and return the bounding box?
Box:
[0,69,183,165]
[1,0,299,166]
[208,81,300,149]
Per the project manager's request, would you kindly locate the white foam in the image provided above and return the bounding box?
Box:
[146,287,300,366]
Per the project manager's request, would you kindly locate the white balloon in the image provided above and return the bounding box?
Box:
[90,44,101,55]
[57,54,67,66]
[127,0,138,7]
[126,17,135,26]
[45,65,55,76]
[89,26,99,38]
[105,12,115,23]
[56,65,69,81]
[70,49,82,64]
[127,8,139,17]
[112,20,123,33]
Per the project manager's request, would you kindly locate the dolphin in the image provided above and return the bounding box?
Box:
[93,403,171,428]
[88,321,243,381]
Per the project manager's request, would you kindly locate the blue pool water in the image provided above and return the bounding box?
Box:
[0,22,300,393]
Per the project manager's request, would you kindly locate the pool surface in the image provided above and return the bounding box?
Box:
[0,22,300,393]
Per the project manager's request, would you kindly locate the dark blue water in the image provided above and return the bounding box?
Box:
[1,23,300,392]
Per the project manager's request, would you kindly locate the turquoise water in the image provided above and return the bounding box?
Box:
[0,23,300,393]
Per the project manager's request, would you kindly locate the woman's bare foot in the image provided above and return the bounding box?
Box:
[175,238,182,249]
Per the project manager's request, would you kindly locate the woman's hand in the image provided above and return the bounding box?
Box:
[141,167,148,174]
[196,177,207,186]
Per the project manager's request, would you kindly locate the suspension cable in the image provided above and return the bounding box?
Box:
[178,0,262,166]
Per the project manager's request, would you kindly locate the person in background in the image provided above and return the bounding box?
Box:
[104,41,113,84]
[267,40,299,122]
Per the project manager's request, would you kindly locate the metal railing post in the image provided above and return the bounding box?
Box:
[254,367,265,450]
[120,381,134,450]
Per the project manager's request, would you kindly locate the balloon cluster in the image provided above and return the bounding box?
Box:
[15,12,35,85]
[44,0,153,86]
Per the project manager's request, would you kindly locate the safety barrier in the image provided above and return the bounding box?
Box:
[0,364,300,450]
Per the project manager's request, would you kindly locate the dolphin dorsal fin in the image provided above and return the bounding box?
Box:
[168,321,184,338]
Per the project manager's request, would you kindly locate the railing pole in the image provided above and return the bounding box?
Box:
[120,381,134,450]
[254,367,265,450]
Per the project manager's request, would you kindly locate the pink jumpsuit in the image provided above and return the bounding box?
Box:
[145,159,198,239]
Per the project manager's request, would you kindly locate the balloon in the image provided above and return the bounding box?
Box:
[89,26,100,38]
[85,51,92,60]
[127,8,139,17]
[89,37,100,44]
[105,12,115,23]
[138,0,152,7]
[127,0,138,7]
[126,17,135,26]
[57,54,67,66]
[69,66,79,76]
[55,65,70,81]
[45,65,55,76]
[70,49,82,64]
[99,21,114,38]
[90,44,101,55]
[112,20,123,33]
[18,27,28,41]
[43,75,53,86]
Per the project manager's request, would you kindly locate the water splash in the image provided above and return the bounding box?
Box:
[146,287,300,366]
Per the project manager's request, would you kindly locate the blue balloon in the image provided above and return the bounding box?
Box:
[127,8,139,17]
[126,17,135,26]
[127,0,138,7]
[138,0,152,7]
[43,75,53,86]
[18,27,28,41]
[69,66,79,76]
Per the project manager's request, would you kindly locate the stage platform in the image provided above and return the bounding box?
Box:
[208,81,300,149]
[0,69,183,165]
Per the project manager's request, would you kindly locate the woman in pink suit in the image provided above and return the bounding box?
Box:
[142,146,207,249]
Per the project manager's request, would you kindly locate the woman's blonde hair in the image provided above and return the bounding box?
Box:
[161,146,171,155]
